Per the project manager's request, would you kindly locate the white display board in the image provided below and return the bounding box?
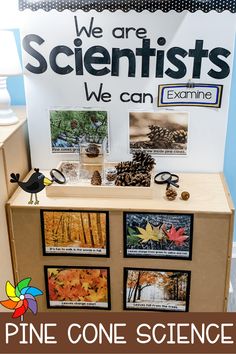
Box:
[20,10,236,172]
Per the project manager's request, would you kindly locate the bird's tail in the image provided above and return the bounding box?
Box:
[10,173,20,183]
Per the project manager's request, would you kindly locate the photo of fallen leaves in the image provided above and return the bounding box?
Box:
[46,267,109,307]
[125,212,193,259]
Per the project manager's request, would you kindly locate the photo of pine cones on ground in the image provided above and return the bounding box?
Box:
[129,111,188,155]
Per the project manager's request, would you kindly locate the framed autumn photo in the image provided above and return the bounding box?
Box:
[124,212,193,260]
[44,266,111,309]
[124,268,191,312]
[41,210,109,257]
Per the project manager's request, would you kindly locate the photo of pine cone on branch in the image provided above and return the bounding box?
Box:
[129,111,188,155]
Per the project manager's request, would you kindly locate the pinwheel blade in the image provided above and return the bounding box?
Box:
[9,296,20,302]
[15,300,23,309]
[12,304,27,319]
[16,278,31,297]
[27,299,37,315]
[24,294,35,301]
[6,281,16,298]
[20,287,30,295]
[26,287,43,297]
[23,299,29,310]
[0,299,17,309]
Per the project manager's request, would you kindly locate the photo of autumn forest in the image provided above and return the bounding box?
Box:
[41,210,109,256]
[45,267,110,309]
[124,212,193,259]
[50,110,109,153]
[124,268,190,312]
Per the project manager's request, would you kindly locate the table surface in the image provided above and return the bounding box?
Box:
[7,171,233,214]
[0,106,26,143]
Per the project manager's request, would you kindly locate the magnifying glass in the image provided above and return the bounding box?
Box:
[50,169,66,184]
[154,172,179,189]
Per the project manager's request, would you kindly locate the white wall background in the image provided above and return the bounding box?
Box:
[20,10,236,172]
[0,0,21,29]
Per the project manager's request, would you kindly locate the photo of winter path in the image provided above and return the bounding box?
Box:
[41,210,108,256]
[124,212,193,259]
[50,110,109,153]
[129,111,188,155]
[45,267,110,309]
[125,269,190,312]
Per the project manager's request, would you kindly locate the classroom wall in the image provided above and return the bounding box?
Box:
[224,37,236,243]
[7,29,26,105]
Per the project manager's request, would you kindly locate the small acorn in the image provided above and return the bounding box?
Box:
[181,191,190,200]
[166,187,177,201]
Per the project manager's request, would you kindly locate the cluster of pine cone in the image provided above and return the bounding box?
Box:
[147,125,187,148]
[172,129,187,144]
[115,151,155,187]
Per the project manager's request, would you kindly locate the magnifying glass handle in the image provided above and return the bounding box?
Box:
[170,181,179,188]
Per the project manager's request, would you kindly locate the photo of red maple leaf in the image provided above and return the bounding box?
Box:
[166,226,189,246]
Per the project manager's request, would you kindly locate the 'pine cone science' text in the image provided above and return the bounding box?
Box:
[23,36,230,79]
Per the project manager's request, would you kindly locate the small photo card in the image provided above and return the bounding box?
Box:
[50,109,109,153]
[124,268,191,312]
[45,266,111,310]
[129,111,189,156]
[124,212,193,260]
[41,209,109,257]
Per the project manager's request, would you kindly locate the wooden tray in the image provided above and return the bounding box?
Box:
[46,161,154,199]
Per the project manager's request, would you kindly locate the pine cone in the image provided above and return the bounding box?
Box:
[115,172,151,187]
[70,119,78,129]
[85,143,100,158]
[91,170,102,185]
[132,151,155,173]
[173,130,188,144]
[115,161,133,174]
[131,173,151,187]
[115,172,128,186]
[147,125,174,148]
[166,187,177,201]
[115,152,154,187]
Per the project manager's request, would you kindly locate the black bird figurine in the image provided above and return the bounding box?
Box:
[10,168,53,205]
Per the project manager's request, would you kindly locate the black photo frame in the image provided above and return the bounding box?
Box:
[124,212,193,260]
[124,267,191,312]
[44,265,111,310]
[41,209,110,257]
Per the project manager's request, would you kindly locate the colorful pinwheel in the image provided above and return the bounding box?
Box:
[0,278,43,319]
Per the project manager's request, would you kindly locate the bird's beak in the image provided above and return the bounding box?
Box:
[43,177,53,186]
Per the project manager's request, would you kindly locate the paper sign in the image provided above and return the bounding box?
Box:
[158,84,223,108]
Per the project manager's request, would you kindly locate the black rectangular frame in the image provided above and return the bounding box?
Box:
[123,211,194,260]
[44,265,111,310]
[40,209,110,257]
[157,83,223,108]
[123,267,191,312]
